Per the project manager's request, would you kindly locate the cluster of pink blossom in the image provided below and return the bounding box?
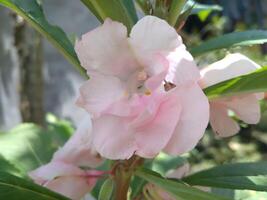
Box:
[29,16,262,199]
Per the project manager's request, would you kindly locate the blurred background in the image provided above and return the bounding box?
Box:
[1,1,267,199]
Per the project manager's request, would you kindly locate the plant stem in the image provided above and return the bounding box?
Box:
[112,156,143,200]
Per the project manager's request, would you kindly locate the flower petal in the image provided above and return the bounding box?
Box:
[164,83,209,155]
[130,15,181,65]
[225,94,261,124]
[76,73,125,117]
[209,102,240,137]
[200,53,261,88]
[133,94,182,158]
[45,176,96,200]
[166,47,200,85]
[29,162,83,184]
[92,115,137,160]
[53,116,103,168]
[75,18,138,78]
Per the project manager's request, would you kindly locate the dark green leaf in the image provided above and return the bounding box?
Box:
[0,172,69,200]
[0,155,22,177]
[190,30,267,56]
[98,178,113,200]
[0,0,86,77]
[135,168,231,200]
[183,162,267,191]
[81,0,138,31]
[204,66,267,100]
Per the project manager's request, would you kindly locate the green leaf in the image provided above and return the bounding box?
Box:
[81,0,138,31]
[0,172,70,200]
[135,168,231,200]
[0,124,56,175]
[188,0,222,15]
[98,178,114,200]
[183,162,267,192]
[0,0,86,77]
[190,30,267,56]
[152,153,186,176]
[168,0,187,26]
[0,155,23,177]
[204,66,267,100]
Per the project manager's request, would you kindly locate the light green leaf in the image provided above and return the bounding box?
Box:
[183,162,267,192]
[188,0,222,15]
[204,66,267,100]
[135,168,231,200]
[168,0,187,26]
[0,172,70,200]
[190,30,267,56]
[0,0,86,77]
[0,124,56,175]
[98,178,113,200]
[81,0,138,31]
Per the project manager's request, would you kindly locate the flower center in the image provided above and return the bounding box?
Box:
[126,69,150,97]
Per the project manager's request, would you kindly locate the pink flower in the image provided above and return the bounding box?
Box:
[75,16,209,159]
[29,116,104,199]
[200,53,263,137]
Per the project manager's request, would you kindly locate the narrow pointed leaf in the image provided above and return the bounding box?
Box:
[190,30,267,56]
[183,162,267,191]
[81,0,138,31]
[0,172,69,200]
[0,0,86,77]
[204,66,267,100]
[135,168,231,200]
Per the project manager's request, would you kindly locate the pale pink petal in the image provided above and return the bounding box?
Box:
[29,162,83,184]
[165,46,200,85]
[92,115,137,160]
[133,94,182,158]
[75,18,138,78]
[76,73,125,117]
[53,116,103,168]
[225,94,261,124]
[129,15,181,65]
[209,102,240,137]
[45,176,96,200]
[164,83,209,155]
[145,55,169,91]
[200,53,261,88]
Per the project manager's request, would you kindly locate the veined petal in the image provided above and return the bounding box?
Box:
[129,15,181,65]
[225,94,261,124]
[76,73,125,117]
[200,53,261,88]
[164,83,209,155]
[75,18,138,79]
[209,102,240,137]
